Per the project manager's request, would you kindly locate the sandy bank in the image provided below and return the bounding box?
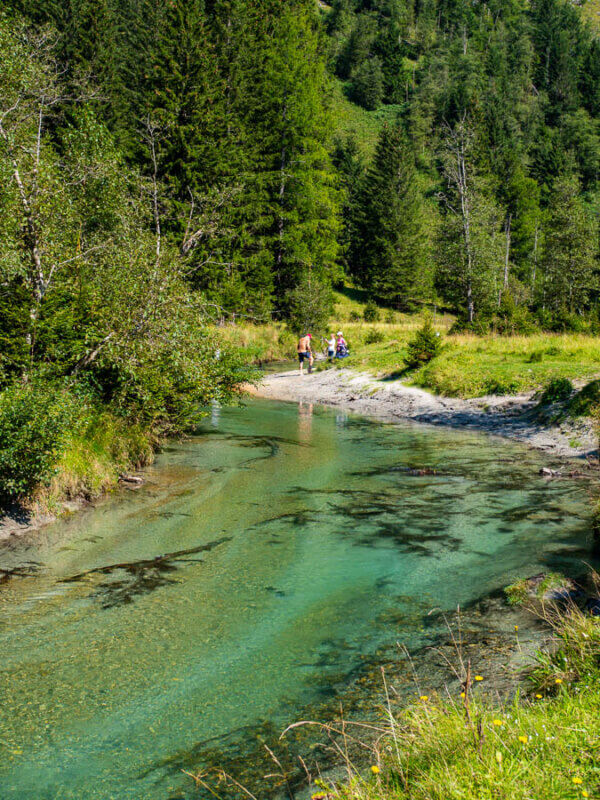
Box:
[253,367,598,462]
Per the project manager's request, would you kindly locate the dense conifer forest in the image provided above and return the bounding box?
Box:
[1,0,600,499]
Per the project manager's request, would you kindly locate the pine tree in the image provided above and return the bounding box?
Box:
[540,174,597,315]
[351,123,431,308]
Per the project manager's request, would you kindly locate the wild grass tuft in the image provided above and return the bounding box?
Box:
[282,599,600,800]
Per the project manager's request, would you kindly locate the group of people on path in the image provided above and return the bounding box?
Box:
[296,331,349,375]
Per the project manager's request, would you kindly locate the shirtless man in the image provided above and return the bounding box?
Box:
[297,333,313,375]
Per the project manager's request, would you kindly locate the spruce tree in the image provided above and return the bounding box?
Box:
[540,174,597,315]
[351,123,430,308]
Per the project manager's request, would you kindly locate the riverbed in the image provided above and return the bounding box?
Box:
[0,399,594,798]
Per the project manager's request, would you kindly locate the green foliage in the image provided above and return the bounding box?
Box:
[404,318,442,369]
[566,379,600,418]
[352,123,432,308]
[0,379,77,499]
[286,276,334,336]
[540,377,574,404]
[364,328,385,344]
[504,579,529,606]
[326,599,600,800]
[363,300,380,322]
[348,56,385,110]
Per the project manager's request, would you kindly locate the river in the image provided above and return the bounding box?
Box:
[0,398,593,798]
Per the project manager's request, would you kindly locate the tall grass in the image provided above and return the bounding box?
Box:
[32,412,155,513]
[302,599,600,800]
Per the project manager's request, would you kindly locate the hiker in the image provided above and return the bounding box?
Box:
[297,333,313,375]
[336,331,349,359]
[324,333,336,362]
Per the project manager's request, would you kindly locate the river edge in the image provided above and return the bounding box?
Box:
[3,368,598,546]
[0,471,148,547]
[252,367,599,464]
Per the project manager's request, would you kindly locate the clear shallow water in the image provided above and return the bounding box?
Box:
[0,399,593,799]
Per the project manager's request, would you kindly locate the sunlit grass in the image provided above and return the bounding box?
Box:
[347,329,600,398]
[312,603,600,800]
[32,413,154,513]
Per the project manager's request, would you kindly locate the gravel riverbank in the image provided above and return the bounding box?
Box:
[253,367,598,462]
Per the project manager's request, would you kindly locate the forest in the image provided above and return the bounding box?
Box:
[1,0,600,500]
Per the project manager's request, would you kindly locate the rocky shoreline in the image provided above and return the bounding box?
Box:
[253,368,599,463]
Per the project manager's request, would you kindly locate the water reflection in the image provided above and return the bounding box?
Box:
[0,399,593,800]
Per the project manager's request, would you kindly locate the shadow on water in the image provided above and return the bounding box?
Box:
[60,538,231,608]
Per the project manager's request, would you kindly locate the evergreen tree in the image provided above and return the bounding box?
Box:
[352,124,431,308]
[539,174,597,314]
[349,56,385,110]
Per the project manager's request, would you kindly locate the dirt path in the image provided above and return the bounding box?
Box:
[253,368,598,462]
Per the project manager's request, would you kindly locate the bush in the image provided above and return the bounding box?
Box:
[364,328,384,345]
[348,57,384,110]
[404,318,443,369]
[540,377,574,404]
[286,277,333,336]
[0,380,78,500]
[566,379,600,418]
[484,377,520,395]
[385,309,396,324]
[349,310,362,322]
[363,300,380,322]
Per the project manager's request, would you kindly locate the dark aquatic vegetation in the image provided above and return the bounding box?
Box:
[0,562,41,584]
[0,399,595,800]
[60,538,231,608]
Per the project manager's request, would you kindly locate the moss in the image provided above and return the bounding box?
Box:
[505,579,529,606]
[566,379,600,419]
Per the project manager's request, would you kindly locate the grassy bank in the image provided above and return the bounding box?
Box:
[227,288,600,399]
[32,412,155,514]
[312,601,600,800]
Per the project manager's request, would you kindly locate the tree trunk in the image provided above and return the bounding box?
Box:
[276,98,288,285]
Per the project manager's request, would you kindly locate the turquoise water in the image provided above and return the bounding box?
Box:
[0,399,593,799]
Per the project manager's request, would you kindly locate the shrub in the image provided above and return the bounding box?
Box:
[0,380,78,500]
[363,300,380,323]
[349,310,362,322]
[404,318,443,369]
[540,377,574,404]
[528,350,544,363]
[348,57,384,110]
[484,378,520,395]
[385,309,396,324]
[364,328,384,345]
[286,277,333,336]
[567,379,600,418]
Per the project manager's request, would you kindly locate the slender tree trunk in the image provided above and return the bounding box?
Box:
[498,213,511,307]
[0,122,46,368]
[276,97,287,285]
[531,223,539,295]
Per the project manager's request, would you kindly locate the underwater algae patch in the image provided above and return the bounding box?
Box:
[60,537,231,608]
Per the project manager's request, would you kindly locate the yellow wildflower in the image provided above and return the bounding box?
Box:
[535,694,543,699]
[371,765,380,775]
[518,735,528,744]
[460,692,466,699]
[495,750,503,764]
[419,695,429,701]
[492,719,504,726]
[311,794,327,800]
[514,625,519,631]
[582,791,589,798]
[474,675,483,681]
[555,678,563,684]
[573,778,583,785]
